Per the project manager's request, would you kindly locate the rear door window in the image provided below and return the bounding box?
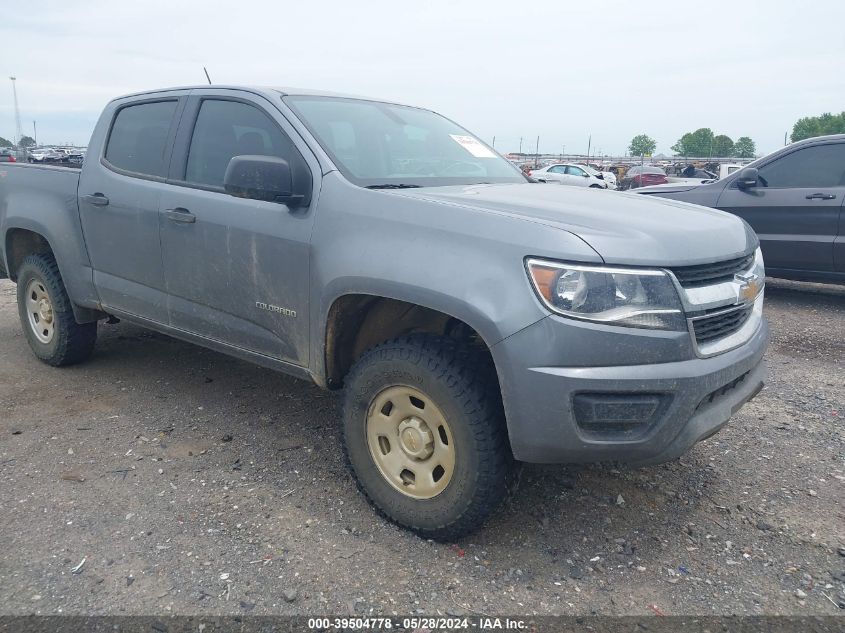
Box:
[105,101,178,177]
[757,144,845,188]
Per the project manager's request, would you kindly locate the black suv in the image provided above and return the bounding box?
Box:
[635,135,845,284]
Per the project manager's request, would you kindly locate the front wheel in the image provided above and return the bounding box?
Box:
[16,253,97,366]
[342,335,513,540]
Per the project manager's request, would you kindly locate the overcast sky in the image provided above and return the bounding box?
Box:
[3,1,844,156]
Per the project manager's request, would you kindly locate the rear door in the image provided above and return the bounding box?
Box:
[78,94,185,322]
[715,141,845,273]
[158,90,317,366]
[544,165,567,183]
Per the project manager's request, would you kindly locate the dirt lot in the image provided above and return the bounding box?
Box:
[0,278,842,617]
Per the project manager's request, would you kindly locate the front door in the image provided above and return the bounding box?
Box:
[565,165,589,186]
[715,141,845,273]
[78,96,184,322]
[158,93,316,366]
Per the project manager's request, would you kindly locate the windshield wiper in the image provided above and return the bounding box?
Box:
[365,183,422,189]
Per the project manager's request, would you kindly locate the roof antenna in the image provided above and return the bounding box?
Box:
[203,67,212,85]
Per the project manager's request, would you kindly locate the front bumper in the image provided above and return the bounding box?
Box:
[492,314,768,464]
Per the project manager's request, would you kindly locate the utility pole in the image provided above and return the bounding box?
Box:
[534,136,540,168]
[784,131,788,146]
[33,120,37,146]
[492,136,496,149]
[586,134,591,164]
[518,137,523,155]
[9,77,23,148]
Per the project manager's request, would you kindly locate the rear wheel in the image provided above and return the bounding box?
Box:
[16,253,97,366]
[342,335,513,540]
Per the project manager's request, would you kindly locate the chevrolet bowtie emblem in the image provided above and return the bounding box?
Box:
[735,272,762,303]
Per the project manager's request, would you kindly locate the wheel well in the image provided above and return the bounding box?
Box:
[4,229,53,281]
[325,295,491,389]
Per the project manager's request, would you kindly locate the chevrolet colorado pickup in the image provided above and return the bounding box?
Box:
[0,86,768,538]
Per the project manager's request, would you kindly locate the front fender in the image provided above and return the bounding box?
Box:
[308,173,603,382]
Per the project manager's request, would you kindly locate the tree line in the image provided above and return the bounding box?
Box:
[0,135,35,148]
[791,112,845,142]
[628,131,755,159]
[628,111,845,160]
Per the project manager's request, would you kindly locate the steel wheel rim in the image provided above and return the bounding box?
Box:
[366,385,456,499]
[25,278,55,344]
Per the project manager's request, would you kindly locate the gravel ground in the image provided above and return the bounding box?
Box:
[0,278,842,617]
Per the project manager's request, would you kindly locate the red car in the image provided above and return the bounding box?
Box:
[620,165,667,190]
[0,149,16,163]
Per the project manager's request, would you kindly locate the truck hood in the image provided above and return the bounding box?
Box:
[392,183,755,266]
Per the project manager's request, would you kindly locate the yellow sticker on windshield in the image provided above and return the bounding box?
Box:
[449,134,496,158]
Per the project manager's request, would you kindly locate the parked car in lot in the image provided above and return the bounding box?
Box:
[668,166,717,186]
[530,163,608,188]
[716,164,744,179]
[0,85,768,538]
[581,164,617,189]
[641,163,751,193]
[635,135,845,284]
[619,165,669,190]
[27,148,63,163]
[64,149,85,165]
[0,148,16,163]
[52,148,85,164]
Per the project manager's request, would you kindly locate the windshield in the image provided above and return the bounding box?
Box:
[285,96,526,188]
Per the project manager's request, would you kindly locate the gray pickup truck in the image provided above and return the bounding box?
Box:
[0,86,768,538]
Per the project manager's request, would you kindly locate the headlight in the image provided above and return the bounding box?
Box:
[752,247,765,281]
[526,258,685,330]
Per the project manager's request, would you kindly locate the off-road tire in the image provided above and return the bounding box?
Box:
[342,334,513,540]
[16,253,97,366]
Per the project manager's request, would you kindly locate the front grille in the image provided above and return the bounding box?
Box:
[670,253,754,287]
[692,304,753,345]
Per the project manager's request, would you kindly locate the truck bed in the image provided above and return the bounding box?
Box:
[0,162,97,309]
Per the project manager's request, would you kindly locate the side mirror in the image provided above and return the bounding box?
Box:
[223,155,306,206]
[735,167,759,190]
[582,173,590,177]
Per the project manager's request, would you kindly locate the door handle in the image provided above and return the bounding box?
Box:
[163,207,196,223]
[805,193,836,200]
[82,193,109,206]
